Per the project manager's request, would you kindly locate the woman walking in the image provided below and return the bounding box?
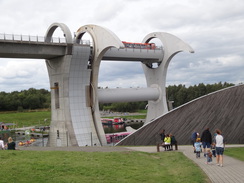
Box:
[215,129,225,167]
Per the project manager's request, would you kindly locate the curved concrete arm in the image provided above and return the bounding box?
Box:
[45,22,73,44]
[74,24,125,146]
[142,32,194,56]
[76,24,124,55]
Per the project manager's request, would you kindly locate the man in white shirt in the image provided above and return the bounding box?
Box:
[0,137,5,150]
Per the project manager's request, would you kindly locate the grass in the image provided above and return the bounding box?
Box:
[0,111,146,129]
[103,115,146,120]
[0,150,209,183]
[137,109,147,113]
[125,114,146,119]
[0,111,51,128]
[0,111,243,182]
[225,147,244,161]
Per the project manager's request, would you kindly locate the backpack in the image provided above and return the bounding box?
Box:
[171,136,177,144]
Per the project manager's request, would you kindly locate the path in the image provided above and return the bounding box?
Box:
[178,145,244,183]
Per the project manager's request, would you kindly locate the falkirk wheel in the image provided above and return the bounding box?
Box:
[45,22,194,147]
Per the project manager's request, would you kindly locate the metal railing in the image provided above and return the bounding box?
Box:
[0,33,91,45]
[0,33,163,50]
[0,33,65,43]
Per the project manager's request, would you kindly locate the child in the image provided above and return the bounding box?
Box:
[194,138,202,158]
[163,134,171,151]
[206,149,212,164]
[211,142,216,157]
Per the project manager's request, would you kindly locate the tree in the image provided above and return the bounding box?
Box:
[0,83,235,112]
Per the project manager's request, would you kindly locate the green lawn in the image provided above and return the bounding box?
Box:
[0,150,209,183]
[225,147,244,161]
[103,115,146,120]
[0,111,51,128]
[0,111,147,128]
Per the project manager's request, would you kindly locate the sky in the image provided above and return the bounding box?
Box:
[0,0,244,92]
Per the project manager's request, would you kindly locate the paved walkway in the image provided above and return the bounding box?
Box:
[19,145,244,183]
[180,145,244,183]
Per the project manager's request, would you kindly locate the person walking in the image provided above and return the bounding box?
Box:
[201,127,212,157]
[194,138,202,158]
[0,137,5,150]
[215,129,225,167]
[190,130,197,152]
[206,149,213,164]
[211,142,216,157]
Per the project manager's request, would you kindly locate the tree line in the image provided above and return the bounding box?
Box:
[166,82,234,108]
[100,82,234,112]
[0,82,234,112]
[0,88,50,111]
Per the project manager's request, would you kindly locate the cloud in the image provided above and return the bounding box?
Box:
[0,59,49,92]
[0,0,243,92]
[93,0,125,22]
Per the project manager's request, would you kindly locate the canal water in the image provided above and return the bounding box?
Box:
[0,123,142,148]
[103,123,143,133]
[0,131,48,148]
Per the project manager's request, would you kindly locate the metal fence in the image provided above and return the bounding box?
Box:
[0,33,91,45]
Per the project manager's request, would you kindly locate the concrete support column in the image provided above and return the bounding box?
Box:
[46,54,76,146]
[45,23,74,147]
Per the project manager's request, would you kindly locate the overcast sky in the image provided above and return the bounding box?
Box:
[0,0,243,92]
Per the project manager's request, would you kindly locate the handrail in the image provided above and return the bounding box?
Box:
[0,33,163,51]
[0,33,91,45]
[0,33,65,43]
